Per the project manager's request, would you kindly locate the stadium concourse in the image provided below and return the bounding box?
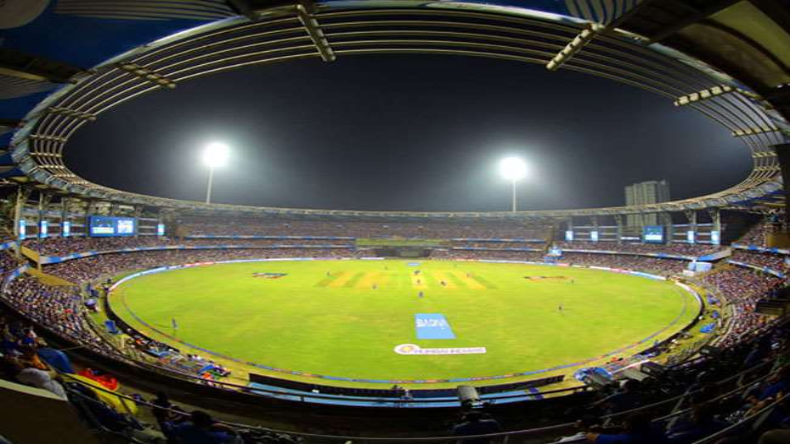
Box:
[0,217,787,443]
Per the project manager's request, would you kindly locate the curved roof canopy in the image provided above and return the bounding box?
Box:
[2,0,789,219]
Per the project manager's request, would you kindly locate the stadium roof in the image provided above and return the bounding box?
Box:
[2,0,789,219]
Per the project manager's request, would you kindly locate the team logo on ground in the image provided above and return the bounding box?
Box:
[394,344,487,355]
[253,272,288,279]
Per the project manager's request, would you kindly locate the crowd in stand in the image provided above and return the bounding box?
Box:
[23,236,177,256]
[0,319,72,400]
[3,277,113,353]
[561,253,689,276]
[731,250,789,273]
[179,238,356,247]
[178,217,550,240]
[448,240,543,249]
[431,249,690,276]
[431,249,546,261]
[738,224,770,247]
[1,309,299,443]
[555,322,790,444]
[557,241,721,257]
[42,248,361,283]
[700,267,783,349]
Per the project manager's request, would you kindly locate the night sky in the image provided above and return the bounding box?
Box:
[66,55,752,212]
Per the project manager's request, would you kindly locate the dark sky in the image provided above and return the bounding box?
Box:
[66,55,752,212]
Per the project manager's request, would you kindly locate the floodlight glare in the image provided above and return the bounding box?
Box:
[203,142,229,168]
[203,142,229,204]
[499,156,527,181]
[499,157,528,212]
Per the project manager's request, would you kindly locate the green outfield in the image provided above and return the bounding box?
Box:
[109,260,700,388]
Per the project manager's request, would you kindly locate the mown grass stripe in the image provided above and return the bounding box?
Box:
[356,272,381,289]
[470,274,497,289]
[328,271,354,288]
[430,271,454,288]
[343,271,366,288]
[453,271,485,290]
[315,273,339,288]
[446,272,466,288]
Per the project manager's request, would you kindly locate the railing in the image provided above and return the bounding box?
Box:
[54,354,780,444]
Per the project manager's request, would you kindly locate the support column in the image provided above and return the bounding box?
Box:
[591,216,599,241]
[614,214,623,244]
[566,217,574,241]
[134,206,143,237]
[61,198,69,237]
[662,213,673,244]
[13,187,32,240]
[707,208,721,244]
[685,210,697,243]
[38,192,53,239]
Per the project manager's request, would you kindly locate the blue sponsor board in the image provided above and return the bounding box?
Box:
[415,314,456,340]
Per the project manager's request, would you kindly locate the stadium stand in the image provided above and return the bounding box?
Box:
[1,0,789,441]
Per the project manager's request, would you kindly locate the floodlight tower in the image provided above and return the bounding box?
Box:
[203,142,229,204]
[499,157,527,212]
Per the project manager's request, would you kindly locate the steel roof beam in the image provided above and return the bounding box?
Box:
[0,47,85,83]
[10,6,786,216]
[546,23,605,72]
[647,0,742,43]
[296,0,336,62]
[226,0,258,20]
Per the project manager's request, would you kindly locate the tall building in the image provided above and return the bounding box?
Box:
[625,180,671,227]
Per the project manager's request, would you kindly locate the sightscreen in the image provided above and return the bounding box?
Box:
[89,216,136,237]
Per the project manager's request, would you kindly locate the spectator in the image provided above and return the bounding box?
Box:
[163,410,242,444]
[452,411,502,444]
[12,359,67,399]
[556,415,601,442]
[585,413,666,443]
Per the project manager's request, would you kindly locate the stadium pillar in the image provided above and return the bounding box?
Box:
[38,192,52,239]
[566,217,574,241]
[614,214,623,244]
[774,143,790,225]
[706,208,721,240]
[685,210,697,243]
[13,187,31,243]
[61,198,72,237]
[662,213,673,244]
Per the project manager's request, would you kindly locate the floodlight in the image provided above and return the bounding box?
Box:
[499,157,527,181]
[203,142,229,168]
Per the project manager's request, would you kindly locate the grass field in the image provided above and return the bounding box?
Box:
[109,260,700,388]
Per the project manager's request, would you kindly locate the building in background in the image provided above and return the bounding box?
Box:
[625,180,671,227]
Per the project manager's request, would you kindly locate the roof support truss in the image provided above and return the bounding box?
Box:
[546,24,605,71]
[296,0,336,62]
[0,47,84,83]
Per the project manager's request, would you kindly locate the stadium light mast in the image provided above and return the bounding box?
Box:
[203,142,229,204]
[499,157,527,212]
